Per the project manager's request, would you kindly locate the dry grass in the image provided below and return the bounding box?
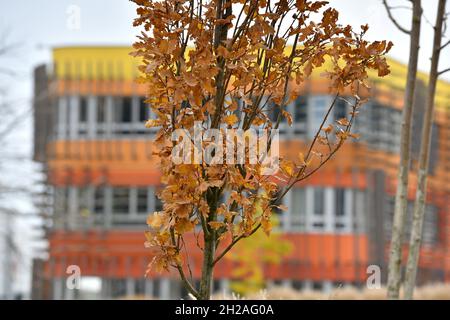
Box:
[211,283,450,300]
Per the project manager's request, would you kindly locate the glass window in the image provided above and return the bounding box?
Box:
[122,97,132,123]
[54,187,69,215]
[335,188,345,217]
[268,101,281,122]
[94,187,105,214]
[334,99,347,121]
[78,187,90,212]
[79,97,88,123]
[267,100,287,124]
[310,97,329,137]
[294,96,307,123]
[113,187,130,214]
[154,189,163,212]
[110,279,126,298]
[114,97,132,123]
[137,188,148,214]
[139,97,148,122]
[291,188,306,227]
[313,187,324,215]
[97,96,106,123]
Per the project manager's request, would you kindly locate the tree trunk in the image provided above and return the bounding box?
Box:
[386,0,422,300]
[197,0,232,300]
[403,0,446,300]
[198,230,216,300]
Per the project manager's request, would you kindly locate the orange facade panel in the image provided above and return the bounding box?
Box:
[46,230,370,282]
[46,229,450,282]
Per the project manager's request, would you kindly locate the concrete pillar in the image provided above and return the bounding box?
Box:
[160,278,170,300]
[305,187,313,231]
[65,283,75,300]
[69,95,79,140]
[145,279,154,298]
[323,281,333,294]
[68,186,78,230]
[53,278,63,300]
[57,96,68,139]
[303,280,313,290]
[87,95,96,138]
[126,278,135,297]
[104,186,113,228]
[283,191,291,230]
[324,187,335,232]
[220,279,230,294]
[345,189,353,233]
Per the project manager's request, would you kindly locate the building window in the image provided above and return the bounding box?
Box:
[334,99,347,121]
[309,96,330,138]
[294,96,307,123]
[122,97,132,123]
[114,97,132,124]
[268,101,281,123]
[54,187,69,215]
[78,187,90,213]
[154,190,163,212]
[110,279,126,298]
[291,188,306,228]
[137,187,148,214]
[97,96,106,123]
[94,187,105,214]
[79,97,88,123]
[313,187,324,215]
[294,96,307,135]
[139,97,148,122]
[335,188,345,217]
[112,187,130,214]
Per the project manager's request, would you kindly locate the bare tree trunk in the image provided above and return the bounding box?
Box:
[403,0,447,300]
[198,228,216,300]
[386,0,422,300]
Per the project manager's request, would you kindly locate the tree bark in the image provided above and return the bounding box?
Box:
[198,228,216,300]
[403,0,446,300]
[386,0,422,300]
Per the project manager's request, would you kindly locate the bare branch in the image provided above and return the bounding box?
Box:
[440,39,450,50]
[212,223,261,266]
[382,0,411,34]
[170,228,200,298]
[437,67,450,76]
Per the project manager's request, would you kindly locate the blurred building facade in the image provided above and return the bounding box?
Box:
[31,46,450,299]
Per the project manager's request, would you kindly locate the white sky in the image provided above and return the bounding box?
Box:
[0,0,449,297]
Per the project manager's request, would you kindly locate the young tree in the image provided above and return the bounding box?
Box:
[404,0,449,300]
[132,0,391,300]
[383,0,422,300]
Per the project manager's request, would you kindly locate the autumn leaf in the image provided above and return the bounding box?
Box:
[175,218,195,233]
[208,221,225,230]
[336,118,350,126]
[280,159,295,176]
[147,212,163,229]
[145,119,162,128]
[224,114,239,126]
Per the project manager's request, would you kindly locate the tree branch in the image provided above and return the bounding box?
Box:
[440,39,450,50]
[437,67,450,76]
[169,228,200,299]
[212,223,261,266]
[382,0,411,34]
